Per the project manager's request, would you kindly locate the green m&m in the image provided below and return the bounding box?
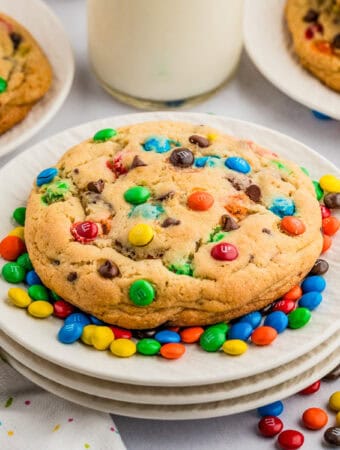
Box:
[0,77,7,93]
[28,284,49,301]
[2,262,26,283]
[124,186,151,205]
[200,325,227,352]
[16,253,33,271]
[13,207,26,226]
[129,279,155,306]
[313,181,324,201]
[93,128,117,142]
[288,307,311,329]
[137,338,161,356]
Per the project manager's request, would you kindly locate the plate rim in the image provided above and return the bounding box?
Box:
[0,0,75,157]
[0,328,339,405]
[0,111,339,387]
[4,348,339,420]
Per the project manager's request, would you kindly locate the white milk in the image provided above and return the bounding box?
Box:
[88,0,243,103]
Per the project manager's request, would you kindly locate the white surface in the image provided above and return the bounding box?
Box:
[0,0,339,448]
[1,328,339,405]
[0,113,339,387]
[88,0,243,100]
[0,0,74,156]
[244,0,340,120]
[4,347,339,420]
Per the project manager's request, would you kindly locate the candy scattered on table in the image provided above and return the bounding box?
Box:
[302,407,328,430]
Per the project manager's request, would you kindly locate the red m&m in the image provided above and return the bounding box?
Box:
[258,416,283,437]
[299,380,321,395]
[278,430,304,449]
[71,222,98,243]
[271,299,296,314]
[211,243,238,261]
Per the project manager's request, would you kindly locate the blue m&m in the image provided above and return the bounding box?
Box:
[142,136,171,153]
[299,292,323,310]
[64,312,91,327]
[36,168,58,187]
[269,197,295,218]
[264,311,288,333]
[58,322,83,344]
[228,322,253,341]
[225,156,251,174]
[301,276,326,293]
[239,311,262,329]
[154,330,181,344]
[25,270,42,286]
[258,400,284,417]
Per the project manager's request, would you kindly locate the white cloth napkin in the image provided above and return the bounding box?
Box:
[0,356,126,450]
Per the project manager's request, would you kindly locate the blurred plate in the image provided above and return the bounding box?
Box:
[0,0,74,156]
[244,0,340,119]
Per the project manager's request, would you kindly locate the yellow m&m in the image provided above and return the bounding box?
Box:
[81,324,97,345]
[222,339,248,356]
[8,287,31,308]
[319,174,340,193]
[91,326,114,350]
[8,227,25,241]
[28,300,53,318]
[110,338,136,357]
[128,223,154,246]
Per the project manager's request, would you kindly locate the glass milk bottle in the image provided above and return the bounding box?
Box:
[88,0,243,109]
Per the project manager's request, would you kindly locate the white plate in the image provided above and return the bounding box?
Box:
[0,328,339,405]
[4,347,339,420]
[0,112,339,387]
[244,0,340,119]
[0,0,74,157]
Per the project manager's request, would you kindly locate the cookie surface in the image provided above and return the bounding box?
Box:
[285,0,340,92]
[0,13,52,134]
[25,121,323,329]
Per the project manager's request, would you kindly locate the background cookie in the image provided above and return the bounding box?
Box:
[0,13,52,134]
[25,121,323,329]
[286,0,340,92]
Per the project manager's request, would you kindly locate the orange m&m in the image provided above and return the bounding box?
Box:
[322,216,339,236]
[302,407,328,430]
[187,191,214,211]
[0,236,26,261]
[282,285,302,302]
[180,327,204,344]
[280,217,306,236]
[251,326,277,346]
[322,234,332,253]
[160,343,186,359]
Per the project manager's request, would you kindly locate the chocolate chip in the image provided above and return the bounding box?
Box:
[303,9,319,22]
[227,176,244,191]
[309,258,329,275]
[220,214,239,232]
[131,155,147,169]
[10,32,22,50]
[67,272,78,282]
[323,364,340,380]
[98,260,119,279]
[52,259,60,265]
[189,135,210,148]
[73,168,79,174]
[262,228,272,235]
[133,329,157,339]
[324,427,340,445]
[161,217,181,228]
[87,179,105,193]
[324,193,340,209]
[332,33,340,49]
[249,254,255,263]
[245,184,261,202]
[169,148,194,168]
[156,191,175,201]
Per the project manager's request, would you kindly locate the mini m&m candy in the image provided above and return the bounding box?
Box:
[228,322,253,341]
[137,338,161,355]
[110,339,136,357]
[12,207,26,226]
[124,186,151,205]
[282,285,302,301]
[93,128,117,142]
[269,197,295,218]
[180,327,204,343]
[222,339,248,356]
[8,287,32,308]
[324,427,340,446]
[187,191,214,211]
[324,192,340,209]
[322,216,339,236]
[155,330,181,344]
[58,322,84,344]
[28,284,49,301]
[299,380,321,395]
[277,430,304,449]
[53,300,75,319]
[264,312,288,333]
[71,221,98,243]
[329,392,340,412]
[301,275,326,293]
[128,223,154,246]
[298,291,322,310]
[28,300,53,318]
[25,270,42,286]
[211,242,238,261]
[225,156,251,174]
[0,235,26,261]
[129,279,155,306]
[91,326,114,350]
[280,217,306,236]
[36,167,58,187]
[258,401,284,417]
[288,307,311,329]
[239,311,262,328]
[200,326,226,352]
[258,416,283,437]
[251,326,278,345]
[16,253,33,271]
[2,262,26,283]
[319,174,340,193]
[302,407,328,430]
[160,342,186,359]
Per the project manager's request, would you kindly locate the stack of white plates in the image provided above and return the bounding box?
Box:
[0,113,339,420]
